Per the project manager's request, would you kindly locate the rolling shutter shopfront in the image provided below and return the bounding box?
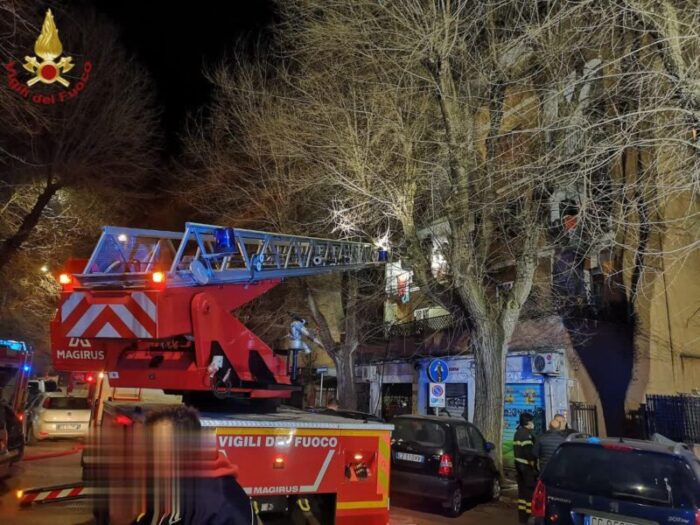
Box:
[502,382,546,469]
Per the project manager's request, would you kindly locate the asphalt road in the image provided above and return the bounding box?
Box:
[0,440,92,525]
[390,495,517,524]
[1,440,517,525]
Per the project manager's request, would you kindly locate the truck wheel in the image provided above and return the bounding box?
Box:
[444,485,462,517]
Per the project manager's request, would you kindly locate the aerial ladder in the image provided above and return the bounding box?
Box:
[50,222,387,404]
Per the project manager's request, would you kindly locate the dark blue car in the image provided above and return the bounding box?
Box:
[531,437,700,525]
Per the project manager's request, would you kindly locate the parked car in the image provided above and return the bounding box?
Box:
[26,378,60,406]
[23,393,44,443]
[531,436,700,525]
[26,393,92,443]
[0,403,24,477]
[390,415,500,517]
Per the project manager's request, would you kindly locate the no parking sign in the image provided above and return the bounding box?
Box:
[429,382,446,408]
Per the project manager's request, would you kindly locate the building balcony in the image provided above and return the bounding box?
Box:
[386,314,457,339]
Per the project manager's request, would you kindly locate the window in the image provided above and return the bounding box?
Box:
[393,419,446,447]
[544,444,698,509]
[467,425,485,451]
[44,397,90,410]
[455,425,471,450]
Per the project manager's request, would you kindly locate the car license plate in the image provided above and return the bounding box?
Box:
[56,424,80,430]
[395,452,424,463]
[585,515,641,525]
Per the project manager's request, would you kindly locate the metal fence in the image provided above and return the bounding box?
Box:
[644,394,700,444]
[623,408,648,440]
[570,402,599,436]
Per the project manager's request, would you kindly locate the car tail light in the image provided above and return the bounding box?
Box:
[438,453,453,477]
[42,398,51,408]
[17,412,23,422]
[695,509,700,525]
[532,479,547,518]
[114,415,133,426]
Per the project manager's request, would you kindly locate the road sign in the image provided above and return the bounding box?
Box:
[428,358,449,383]
[429,382,446,408]
[316,367,328,374]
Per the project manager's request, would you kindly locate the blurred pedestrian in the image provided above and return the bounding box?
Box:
[133,405,254,525]
[533,414,567,474]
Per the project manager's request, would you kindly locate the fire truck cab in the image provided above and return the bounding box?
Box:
[0,338,32,476]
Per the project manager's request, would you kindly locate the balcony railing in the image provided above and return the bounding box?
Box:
[386,314,457,338]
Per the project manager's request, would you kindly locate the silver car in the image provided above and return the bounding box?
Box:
[26,393,92,442]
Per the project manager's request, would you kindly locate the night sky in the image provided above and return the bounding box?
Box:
[88,1,275,151]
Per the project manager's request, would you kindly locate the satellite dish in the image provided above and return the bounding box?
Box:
[189,260,210,285]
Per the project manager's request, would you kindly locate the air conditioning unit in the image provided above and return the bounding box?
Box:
[356,365,377,382]
[531,352,563,375]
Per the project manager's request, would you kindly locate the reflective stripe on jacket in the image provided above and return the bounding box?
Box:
[513,426,536,468]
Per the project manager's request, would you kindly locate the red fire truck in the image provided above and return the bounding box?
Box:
[47,223,391,524]
[0,338,32,476]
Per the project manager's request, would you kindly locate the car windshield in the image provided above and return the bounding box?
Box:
[46,397,90,410]
[544,444,698,508]
[393,419,446,447]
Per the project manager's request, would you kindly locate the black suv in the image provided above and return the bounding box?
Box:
[390,415,500,516]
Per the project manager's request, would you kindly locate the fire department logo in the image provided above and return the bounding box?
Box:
[23,10,74,87]
[4,9,92,104]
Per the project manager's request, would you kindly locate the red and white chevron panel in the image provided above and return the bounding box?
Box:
[20,484,93,506]
[60,291,157,339]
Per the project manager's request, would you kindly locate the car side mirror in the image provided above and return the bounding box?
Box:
[484,442,495,452]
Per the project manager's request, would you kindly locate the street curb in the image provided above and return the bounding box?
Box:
[500,483,518,505]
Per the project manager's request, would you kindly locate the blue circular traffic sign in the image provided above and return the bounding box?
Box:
[430,383,444,397]
[428,359,449,383]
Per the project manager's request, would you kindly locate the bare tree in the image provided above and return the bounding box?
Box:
[182,55,386,410]
[207,0,697,469]
[0,5,161,359]
[0,6,161,271]
[183,0,697,465]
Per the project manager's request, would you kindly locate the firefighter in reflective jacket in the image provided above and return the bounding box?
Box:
[513,412,537,524]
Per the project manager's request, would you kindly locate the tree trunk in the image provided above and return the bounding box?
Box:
[0,176,60,271]
[472,323,508,471]
[331,345,357,410]
[304,277,360,410]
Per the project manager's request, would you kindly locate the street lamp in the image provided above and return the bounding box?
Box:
[40,265,49,273]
